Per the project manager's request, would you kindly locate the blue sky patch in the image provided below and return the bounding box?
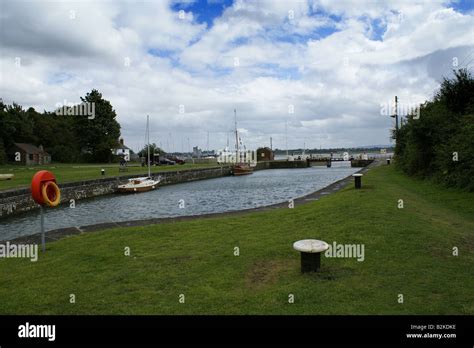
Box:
[449,0,474,14]
[172,0,233,27]
[367,18,387,41]
[148,48,176,58]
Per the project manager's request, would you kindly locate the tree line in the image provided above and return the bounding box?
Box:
[395,69,474,191]
[0,90,121,164]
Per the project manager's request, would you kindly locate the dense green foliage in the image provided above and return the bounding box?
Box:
[137,143,166,158]
[395,69,474,191]
[0,90,121,163]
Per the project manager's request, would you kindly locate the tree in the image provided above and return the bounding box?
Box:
[0,102,37,150]
[395,68,474,191]
[0,139,6,164]
[138,143,165,158]
[33,111,81,162]
[436,69,474,115]
[0,89,121,164]
[74,90,121,162]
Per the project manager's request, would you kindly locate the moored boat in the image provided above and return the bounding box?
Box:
[117,115,160,193]
[117,176,161,193]
[232,164,253,176]
[231,109,253,176]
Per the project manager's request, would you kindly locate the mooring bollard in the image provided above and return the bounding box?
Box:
[352,173,363,189]
[293,239,329,273]
[101,169,105,176]
[386,158,391,165]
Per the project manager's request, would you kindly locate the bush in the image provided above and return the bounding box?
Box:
[395,69,474,191]
[0,140,6,165]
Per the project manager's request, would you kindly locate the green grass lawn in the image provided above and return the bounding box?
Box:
[0,165,472,314]
[0,162,218,191]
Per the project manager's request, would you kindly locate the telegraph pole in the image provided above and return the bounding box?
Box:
[395,96,399,132]
[391,96,399,142]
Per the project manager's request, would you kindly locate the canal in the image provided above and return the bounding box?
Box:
[0,163,358,241]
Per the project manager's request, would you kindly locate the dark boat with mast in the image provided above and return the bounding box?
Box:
[231,109,253,176]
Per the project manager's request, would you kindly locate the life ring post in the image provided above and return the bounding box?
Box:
[31,170,61,253]
[40,206,45,253]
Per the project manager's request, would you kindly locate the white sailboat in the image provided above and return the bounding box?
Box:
[117,115,161,193]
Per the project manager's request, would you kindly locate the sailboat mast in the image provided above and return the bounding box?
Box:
[147,115,150,177]
[234,109,239,162]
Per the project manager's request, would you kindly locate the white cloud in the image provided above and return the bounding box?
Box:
[1,0,473,151]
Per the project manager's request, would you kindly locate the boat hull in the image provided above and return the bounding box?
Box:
[117,177,161,193]
[233,171,253,176]
[116,185,158,193]
[232,164,253,176]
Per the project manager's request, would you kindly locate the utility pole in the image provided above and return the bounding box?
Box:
[395,96,399,132]
[391,96,399,142]
[270,136,272,151]
[285,120,288,159]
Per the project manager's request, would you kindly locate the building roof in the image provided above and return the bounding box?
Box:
[115,140,131,150]
[14,143,50,155]
[116,144,131,150]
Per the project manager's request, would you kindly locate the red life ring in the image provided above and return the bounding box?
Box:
[31,170,61,207]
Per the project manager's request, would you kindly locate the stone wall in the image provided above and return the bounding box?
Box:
[350,159,374,167]
[0,166,231,218]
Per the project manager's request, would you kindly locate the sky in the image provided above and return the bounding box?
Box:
[1,0,473,152]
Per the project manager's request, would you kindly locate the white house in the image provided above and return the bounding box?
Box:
[115,138,131,161]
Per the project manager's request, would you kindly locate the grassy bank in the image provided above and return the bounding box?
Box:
[0,162,218,191]
[0,165,472,314]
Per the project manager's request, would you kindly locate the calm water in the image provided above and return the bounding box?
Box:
[0,163,358,241]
